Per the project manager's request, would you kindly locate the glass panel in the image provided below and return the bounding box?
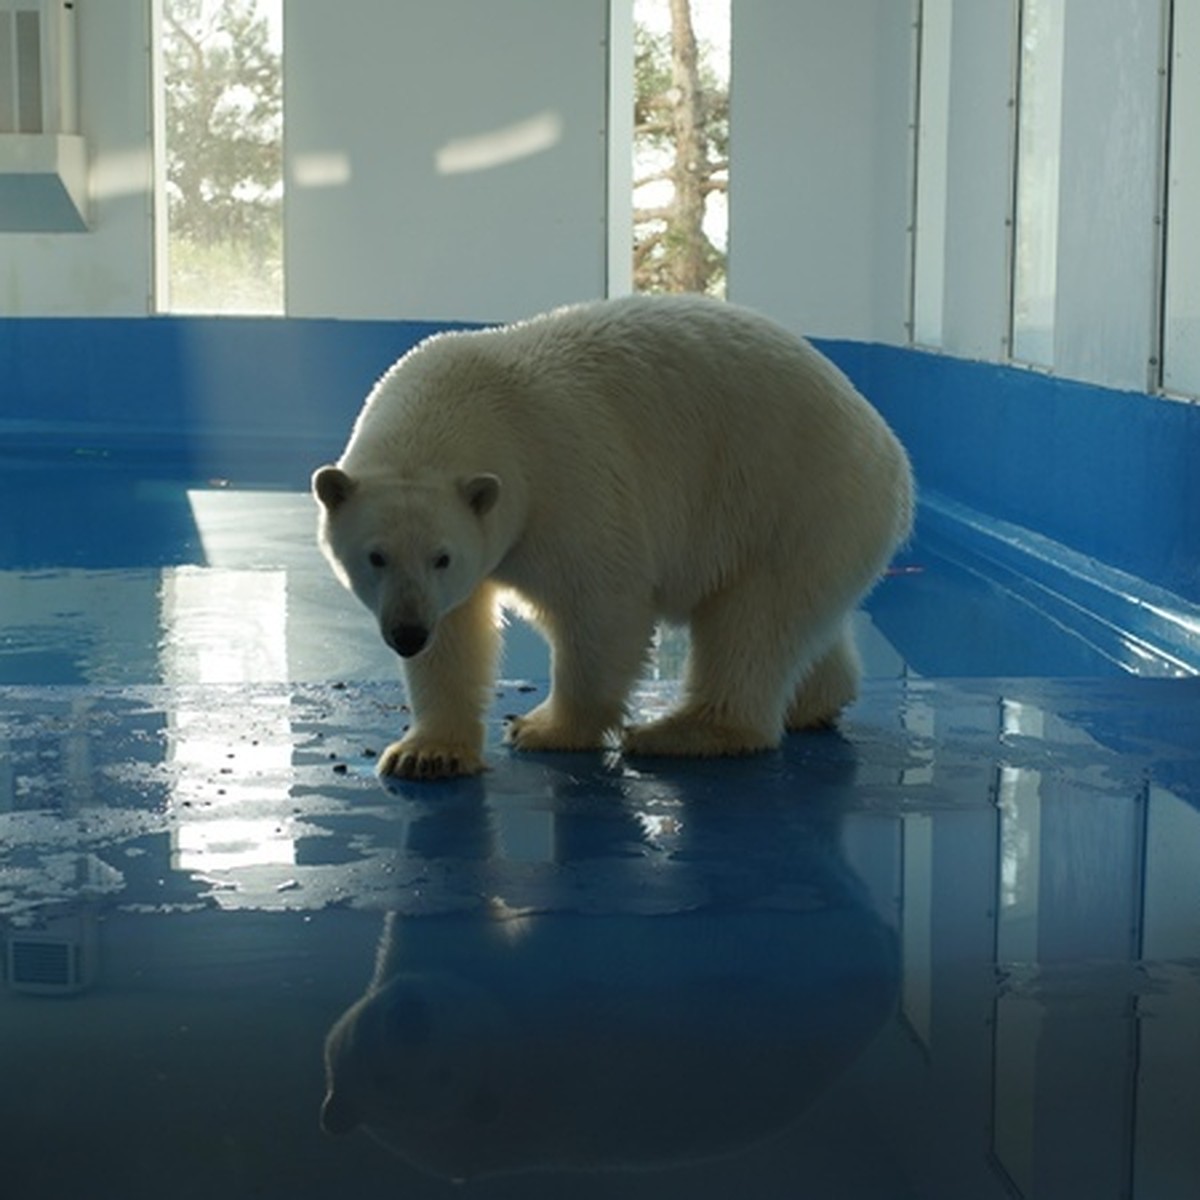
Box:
[1011,0,1066,367]
[0,14,15,133]
[160,0,283,314]
[632,0,729,296]
[912,0,953,347]
[15,9,41,134]
[1163,1,1200,396]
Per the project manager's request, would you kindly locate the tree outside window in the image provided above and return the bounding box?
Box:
[160,0,283,314]
[633,0,729,296]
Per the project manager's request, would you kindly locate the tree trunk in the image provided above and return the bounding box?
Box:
[667,0,709,292]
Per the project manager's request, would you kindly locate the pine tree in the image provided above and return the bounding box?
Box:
[162,0,281,250]
[633,0,729,294]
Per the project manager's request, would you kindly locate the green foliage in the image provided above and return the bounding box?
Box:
[633,2,729,295]
[634,24,674,151]
[162,0,282,253]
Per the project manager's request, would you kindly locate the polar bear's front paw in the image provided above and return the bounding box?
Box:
[377,734,485,781]
[504,703,612,753]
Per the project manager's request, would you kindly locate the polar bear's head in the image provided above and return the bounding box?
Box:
[321,971,516,1181]
[312,466,501,658]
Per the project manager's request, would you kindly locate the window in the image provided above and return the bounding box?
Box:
[911,0,953,348]
[1010,0,1065,368]
[156,0,283,314]
[1,5,43,134]
[1163,1,1200,396]
[632,0,729,296]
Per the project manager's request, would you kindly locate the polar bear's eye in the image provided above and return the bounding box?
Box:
[432,552,451,571]
[368,550,386,569]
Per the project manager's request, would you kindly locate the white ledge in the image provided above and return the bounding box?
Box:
[0,133,89,232]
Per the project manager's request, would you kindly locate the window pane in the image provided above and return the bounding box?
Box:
[1011,0,1065,368]
[16,10,42,134]
[159,0,283,314]
[632,0,729,296]
[0,15,14,134]
[1164,1,1200,396]
[912,0,953,347]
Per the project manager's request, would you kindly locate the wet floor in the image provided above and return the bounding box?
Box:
[2,451,1198,1198]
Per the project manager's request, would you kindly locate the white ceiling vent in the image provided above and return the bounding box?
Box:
[0,0,87,231]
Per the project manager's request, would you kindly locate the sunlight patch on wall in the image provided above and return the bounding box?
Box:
[435,111,563,175]
[291,150,351,189]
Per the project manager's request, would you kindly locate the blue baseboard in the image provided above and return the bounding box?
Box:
[818,339,1200,607]
[917,490,1200,676]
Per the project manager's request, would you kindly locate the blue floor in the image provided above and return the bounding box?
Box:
[2,448,1199,1198]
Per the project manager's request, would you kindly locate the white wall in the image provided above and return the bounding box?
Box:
[727,0,916,344]
[283,0,613,323]
[1052,0,1164,392]
[0,0,153,316]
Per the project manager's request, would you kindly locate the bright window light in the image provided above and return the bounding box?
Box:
[156,0,284,313]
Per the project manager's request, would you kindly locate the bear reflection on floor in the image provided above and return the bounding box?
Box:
[319,785,899,1183]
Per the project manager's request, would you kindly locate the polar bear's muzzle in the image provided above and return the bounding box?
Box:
[387,622,431,658]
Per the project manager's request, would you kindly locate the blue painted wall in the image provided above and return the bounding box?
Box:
[2,318,1198,604]
[0,317,468,465]
[821,342,1200,606]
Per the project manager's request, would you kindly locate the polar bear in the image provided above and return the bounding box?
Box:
[313,294,912,779]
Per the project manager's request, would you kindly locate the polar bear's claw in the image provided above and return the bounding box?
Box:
[377,737,484,781]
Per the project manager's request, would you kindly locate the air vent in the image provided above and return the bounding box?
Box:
[6,912,98,996]
[12,938,72,985]
[0,0,87,231]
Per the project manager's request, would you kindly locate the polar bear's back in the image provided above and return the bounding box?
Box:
[508,295,903,491]
[503,295,912,597]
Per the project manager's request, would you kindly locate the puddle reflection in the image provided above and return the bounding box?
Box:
[318,749,897,1181]
[322,895,897,1181]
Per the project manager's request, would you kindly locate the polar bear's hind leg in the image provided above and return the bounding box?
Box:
[785,623,861,732]
[622,577,830,758]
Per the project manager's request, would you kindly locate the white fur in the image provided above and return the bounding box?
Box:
[314,294,913,779]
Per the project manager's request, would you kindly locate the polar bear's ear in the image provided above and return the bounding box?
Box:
[319,1088,362,1136]
[313,465,356,511]
[460,473,501,517]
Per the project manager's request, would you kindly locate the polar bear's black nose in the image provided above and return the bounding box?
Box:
[389,624,429,658]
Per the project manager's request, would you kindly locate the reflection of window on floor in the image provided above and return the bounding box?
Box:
[160,566,295,877]
[900,686,935,785]
[989,699,1046,1197]
[899,812,933,1049]
[991,988,1040,1198]
[995,765,1042,963]
[155,0,283,313]
[1141,785,1200,959]
[159,489,295,880]
[1134,785,1200,1194]
[173,810,296,873]
[996,700,1045,963]
[160,566,288,683]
